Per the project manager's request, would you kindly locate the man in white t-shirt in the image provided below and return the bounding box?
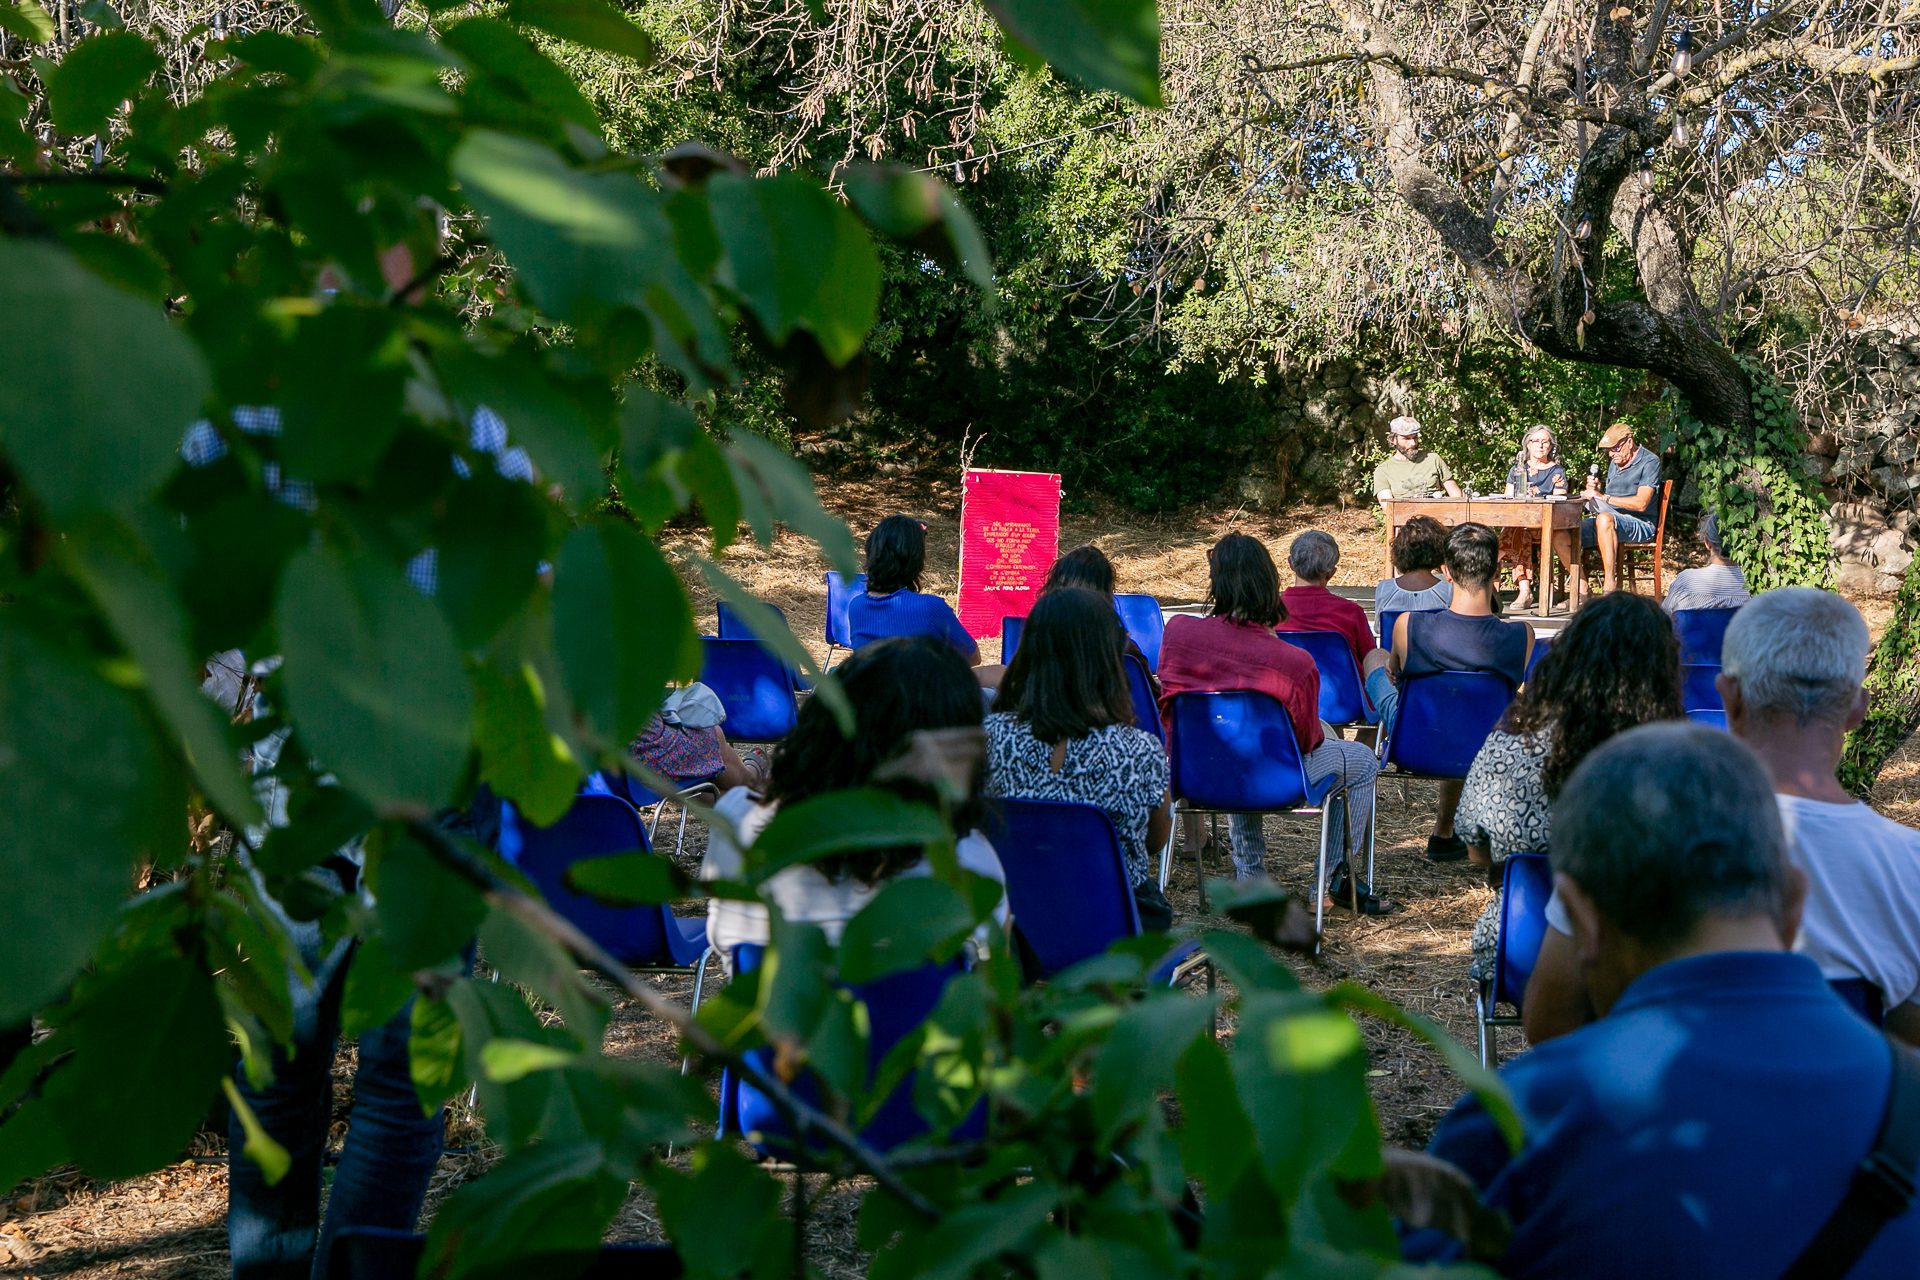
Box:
[1524,586,1920,1047]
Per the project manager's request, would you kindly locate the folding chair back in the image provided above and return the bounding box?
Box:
[1490,854,1554,1012]
[1831,977,1886,1026]
[1385,671,1514,779]
[1378,605,1445,650]
[717,599,809,692]
[1276,629,1370,726]
[824,571,867,651]
[504,795,703,970]
[330,1227,682,1279]
[1681,662,1724,714]
[1524,633,1553,683]
[1685,706,1729,730]
[1114,594,1165,671]
[1167,691,1318,814]
[1001,614,1024,664]
[1123,654,1163,743]
[1673,606,1740,668]
[983,798,1140,978]
[698,638,798,742]
[720,943,980,1158]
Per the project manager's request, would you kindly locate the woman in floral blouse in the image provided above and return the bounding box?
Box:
[1461,592,1683,979]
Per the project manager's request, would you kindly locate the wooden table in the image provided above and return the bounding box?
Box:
[1384,497,1585,615]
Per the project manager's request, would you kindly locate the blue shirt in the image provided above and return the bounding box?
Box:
[846,589,976,656]
[1416,951,1917,1278]
[1605,445,1661,500]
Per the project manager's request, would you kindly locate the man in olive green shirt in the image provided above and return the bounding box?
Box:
[1372,416,1463,502]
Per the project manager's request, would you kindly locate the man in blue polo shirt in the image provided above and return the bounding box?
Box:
[1580,420,1661,596]
[1412,723,1919,1277]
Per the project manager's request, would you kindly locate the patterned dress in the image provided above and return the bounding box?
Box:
[1457,728,1554,980]
[982,714,1170,889]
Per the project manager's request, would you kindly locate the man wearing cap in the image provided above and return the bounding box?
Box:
[1581,422,1661,594]
[1372,416,1464,503]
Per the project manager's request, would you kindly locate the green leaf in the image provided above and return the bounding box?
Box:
[42,953,230,1178]
[708,172,881,366]
[505,0,654,64]
[222,1078,292,1186]
[65,520,263,825]
[550,520,700,749]
[0,239,210,519]
[423,1141,629,1280]
[60,232,168,304]
[480,1038,576,1083]
[844,164,995,292]
[472,662,581,825]
[438,346,612,507]
[453,129,675,324]
[476,906,609,1040]
[0,0,56,43]
[651,1144,789,1279]
[46,30,159,134]
[410,990,466,1112]
[724,429,860,574]
[837,876,976,984]
[227,30,323,79]
[278,307,408,483]
[0,623,182,1022]
[1090,993,1219,1146]
[565,849,694,905]
[276,545,474,814]
[1326,981,1524,1155]
[370,827,489,970]
[441,17,600,135]
[984,0,1162,107]
[616,387,740,548]
[436,472,551,647]
[745,787,948,879]
[341,934,420,1038]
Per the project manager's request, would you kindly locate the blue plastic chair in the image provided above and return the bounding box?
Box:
[502,794,714,1017]
[1123,654,1163,745]
[1167,690,1362,937]
[1474,853,1553,1068]
[1376,605,1446,649]
[718,943,983,1160]
[1384,671,1515,781]
[824,570,867,658]
[1831,977,1886,1027]
[1524,633,1553,682]
[330,1227,681,1279]
[717,598,809,692]
[983,798,1205,989]
[1115,594,1165,671]
[698,638,798,743]
[1001,614,1024,665]
[1275,629,1372,728]
[1673,606,1741,668]
[1686,706,1728,730]
[1681,662,1724,715]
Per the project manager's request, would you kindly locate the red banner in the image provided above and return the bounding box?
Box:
[959,468,1062,640]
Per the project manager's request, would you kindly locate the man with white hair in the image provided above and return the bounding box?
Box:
[1372,416,1464,502]
[1416,724,1920,1277]
[1719,587,1920,1044]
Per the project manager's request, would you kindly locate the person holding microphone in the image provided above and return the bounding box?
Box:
[1582,422,1662,597]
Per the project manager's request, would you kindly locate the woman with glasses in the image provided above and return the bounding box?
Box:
[1498,425,1577,614]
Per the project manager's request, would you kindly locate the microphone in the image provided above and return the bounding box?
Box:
[1588,464,1599,479]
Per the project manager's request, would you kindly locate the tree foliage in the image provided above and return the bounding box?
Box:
[0,0,1514,1272]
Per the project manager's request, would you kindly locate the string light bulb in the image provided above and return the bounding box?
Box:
[1670,22,1694,78]
[1639,158,1655,189]
[1575,215,1593,240]
[1672,114,1689,146]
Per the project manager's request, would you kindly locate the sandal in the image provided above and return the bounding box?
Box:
[1325,862,1401,916]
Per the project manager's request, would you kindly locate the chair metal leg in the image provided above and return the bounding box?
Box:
[1160,801,1178,891]
[1473,983,1494,1070]
[1314,802,1331,946]
[682,948,713,1075]
[1199,811,1219,911]
[1363,782,1378,891]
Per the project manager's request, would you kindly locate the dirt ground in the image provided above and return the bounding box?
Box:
[7,472,1916,1278]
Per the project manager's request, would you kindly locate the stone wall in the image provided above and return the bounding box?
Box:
[1809,324,1920,596]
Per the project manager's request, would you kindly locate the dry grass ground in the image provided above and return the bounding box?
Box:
[6,471,1912,1278]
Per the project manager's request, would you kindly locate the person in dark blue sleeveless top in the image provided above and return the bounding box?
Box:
[1388,523,1534,861]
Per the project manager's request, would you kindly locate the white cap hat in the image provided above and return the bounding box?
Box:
[1389,415,1422,437]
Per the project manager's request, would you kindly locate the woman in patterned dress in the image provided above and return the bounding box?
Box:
[984,586,1176,931]
[1461,592,1683,979]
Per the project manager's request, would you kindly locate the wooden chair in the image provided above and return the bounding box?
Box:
[1561,479,1674,602]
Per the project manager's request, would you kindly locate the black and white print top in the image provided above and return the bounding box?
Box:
[983,714,1170,888]
[1457,728,1554,858]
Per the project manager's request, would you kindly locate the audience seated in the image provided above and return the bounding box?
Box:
[699,637,1007,972]
[1374,515,1455,616]
[1661,512,1751,614]
[1159,533,1388,913]
[1722,589,1920,1044]
[1415,723,1920,1278]
[1278,530,1385,672]
[1458,593,1681,982]
[630,693,765,793]
[1385,523,1534,863]
[846,514,981,665]
[984,587,1175,931]
[1525,587,1920,1048]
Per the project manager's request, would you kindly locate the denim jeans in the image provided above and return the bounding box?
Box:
[1580,499,1656,547]
[228,924,446,1280]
